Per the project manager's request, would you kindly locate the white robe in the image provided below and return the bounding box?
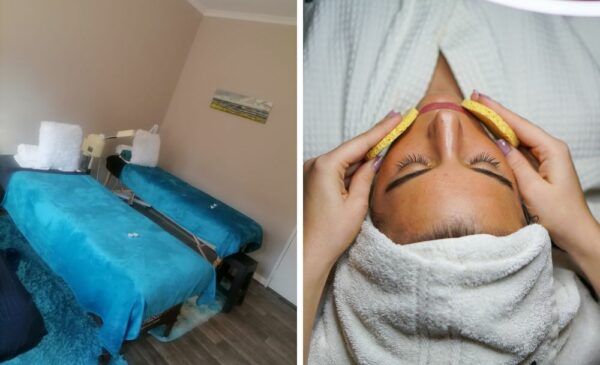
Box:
[304,0,600,195]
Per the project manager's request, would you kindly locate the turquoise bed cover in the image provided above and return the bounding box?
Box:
[120,164,263,258]
[2,171,215,355]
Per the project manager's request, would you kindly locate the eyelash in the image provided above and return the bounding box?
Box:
[396,153,429,169]
[469,152,500,168]
[397,152,500,169]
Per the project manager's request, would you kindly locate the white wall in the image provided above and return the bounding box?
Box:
[0,0,201,157]
[158,17,297,281]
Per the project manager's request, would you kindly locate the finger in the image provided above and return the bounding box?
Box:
[343,160,362,186]
[497,139,546,194]
[303,158,316,174]
[344,162,363,190]
[517,147,540,172]
[471,91,558,154]
[347,158,377,208]
[344,176,351,190]
[328,111,402,164]
[344,161,361,179]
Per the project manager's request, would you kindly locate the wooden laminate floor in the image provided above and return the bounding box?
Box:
[123,280,296,364]
[122,203,297,364]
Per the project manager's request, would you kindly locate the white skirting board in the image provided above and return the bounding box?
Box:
[263,229,297,305]
[253,272,268,286]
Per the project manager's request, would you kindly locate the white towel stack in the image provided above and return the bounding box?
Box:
[130,124,160,167]
[13,121,83,172]
[14,144,47,170]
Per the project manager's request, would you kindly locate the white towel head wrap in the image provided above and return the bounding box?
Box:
[308,219,594,364]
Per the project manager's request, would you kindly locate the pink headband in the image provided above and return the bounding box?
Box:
[419,102,468,115]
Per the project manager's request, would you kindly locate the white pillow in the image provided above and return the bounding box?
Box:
[38,121,83,171]
[130,126,160,167]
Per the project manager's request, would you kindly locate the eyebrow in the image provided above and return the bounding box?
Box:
[384,166,514,193]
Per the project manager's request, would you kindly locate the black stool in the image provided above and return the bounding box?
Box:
[216,253,257,313]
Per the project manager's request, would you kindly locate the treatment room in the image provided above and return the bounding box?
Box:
[303,0,600,364]
[0,0,296,364]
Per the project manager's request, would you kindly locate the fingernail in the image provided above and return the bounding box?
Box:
[495,139,511,156]
[386,110,400,118]
[373,154,384,171]
[472,89,480,100]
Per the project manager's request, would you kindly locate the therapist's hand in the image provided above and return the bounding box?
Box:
[471,90,600,256]
[303,112,401,268]
[303,111,401,364]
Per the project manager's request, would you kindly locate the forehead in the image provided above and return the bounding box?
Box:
[370,172,522,244]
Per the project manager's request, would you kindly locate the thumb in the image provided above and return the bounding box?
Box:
[347,156,381,207]
[497,139,544,194]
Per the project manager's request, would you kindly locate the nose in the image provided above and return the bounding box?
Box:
[428,110,463,161]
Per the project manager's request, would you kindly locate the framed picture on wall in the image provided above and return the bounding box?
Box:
[210,89,273,124]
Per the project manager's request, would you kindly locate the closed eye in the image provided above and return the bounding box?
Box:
[468,152,500,169]
[396,152,502,172]
[396,153,429,170]
[386,152,513,193]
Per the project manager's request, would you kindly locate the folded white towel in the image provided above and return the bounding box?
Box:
[13,144,48,170]
[16,144,39,164]
[38,121,82,172]
[130,125,160,167]
[309,219,600,364]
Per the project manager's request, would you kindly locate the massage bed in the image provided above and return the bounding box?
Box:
[0,155,216,357]
[105,155,263,260]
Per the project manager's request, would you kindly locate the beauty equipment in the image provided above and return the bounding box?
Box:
[81,129,135,170]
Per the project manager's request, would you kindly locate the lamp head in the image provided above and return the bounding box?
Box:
[82,133,106,158]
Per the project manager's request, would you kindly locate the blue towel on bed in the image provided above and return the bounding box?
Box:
[2,172,215,355]
[121,164,263,258]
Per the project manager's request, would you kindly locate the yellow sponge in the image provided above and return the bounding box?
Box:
[461,99,519,147]
[366,108,419,160]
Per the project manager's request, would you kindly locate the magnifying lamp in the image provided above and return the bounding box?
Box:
[81,129,135,171]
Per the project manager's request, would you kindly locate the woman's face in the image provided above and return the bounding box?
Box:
[370,94,526,244]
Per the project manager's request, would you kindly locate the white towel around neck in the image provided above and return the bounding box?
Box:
[309,220,600,365]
